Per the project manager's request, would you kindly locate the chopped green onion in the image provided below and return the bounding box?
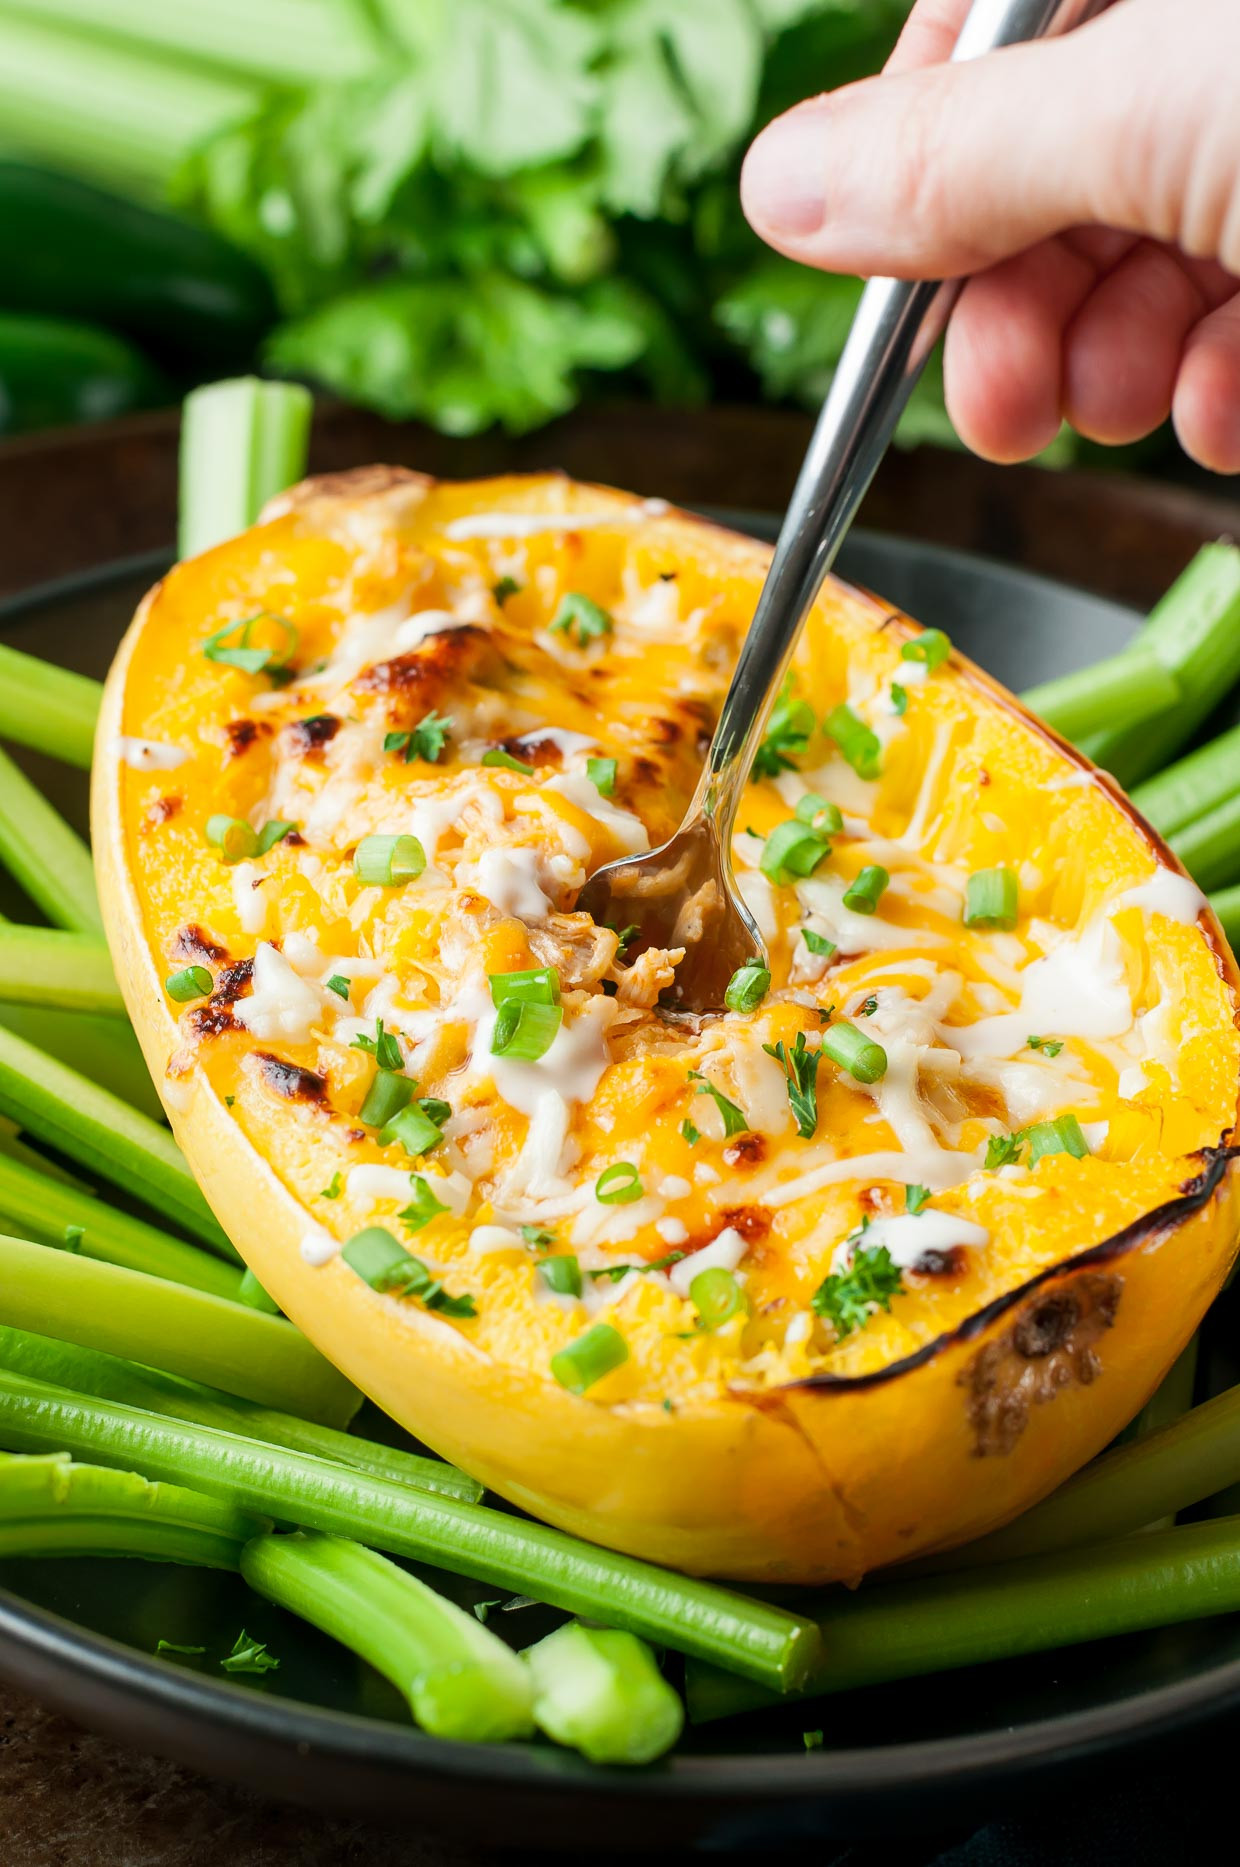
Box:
[201,611,297,680]
[319,1172,342,1201]
[166,965,212,1003]
[381,1102,445,1158]
[205,815,259,863]
[812,1241,903,1339]
[539,1255,583,1298]
[493,576,522,604]
[491,1000,563,1061]
[753,678,816,779]
[398,1176,449,1235]
[418,1096,452,1128]
[549,592,613,648]
[521,1224,556,1248]
[157,1641,207,1658]
[341,1228,474,1317]
[550,1323,628,1393]
[762,1031,823,1134]
[690,1267,743,1331]
[820,1021,887,1085]
[724,962,770,1013]
[801,928,836,960]
[760,818,832,887]
[964,867,1019,931]
[1027,1113,1091,1164]
[689,1072,750,1138]
[794,793,843,833]
[358,1070,413,1130]
[256,818,297,854]
[238,1268,280,1314]
[221,1628,279,1674]
[179,377,313,561]
[325,974,351,1000]
[842,864,889,915]
[824,704,881,781]
[905,1184,931,1215]
[901,629,951,671]
[1026,1035,1063,1057]
[679,1119,701,1146]
[595,1163,644,1204]
[481,748,535,775]
[587,756,617,796]
[489,966,560,1008]
[353,834,426,886]
[890,683,908,716]
[525,1621,683,1765]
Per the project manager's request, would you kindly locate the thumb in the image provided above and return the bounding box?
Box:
[740,4,1209,280]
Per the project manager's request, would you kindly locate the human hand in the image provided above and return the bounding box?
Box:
[740,0,1240,471]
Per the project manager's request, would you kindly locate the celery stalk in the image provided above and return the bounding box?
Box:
[0,1147,242,1299]
[686,1515,1240,1723]
[1021,648,1179,745]
[525,1621,684,1765]
[0,1021,234,1257]
[1209,883,1240,950]
[0,1448,263,1567]
[0,1369,820,1692]
[179,377,313,560]
[0,1001,163,1122]
[0,10,258,200]
[0,745,100,932]
[0,1326,480,1503]
[0,925,123,1017]
[1131,719,1240,839]
[0,645,101,770]
[0,0,385,83]
[0,1232,359,1427]
[241,1531,535,1741]
[1169,790,1240,893]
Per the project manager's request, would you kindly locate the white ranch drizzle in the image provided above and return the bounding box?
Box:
[833,1209,990,1271]
[443,499,668,541]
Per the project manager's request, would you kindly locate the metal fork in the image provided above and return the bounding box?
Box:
[578,0,1112,1011]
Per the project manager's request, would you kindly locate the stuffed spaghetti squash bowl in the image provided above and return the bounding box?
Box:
[94,468,1240,1585]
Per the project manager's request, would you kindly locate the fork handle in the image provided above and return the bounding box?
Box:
[700,0,1114,839]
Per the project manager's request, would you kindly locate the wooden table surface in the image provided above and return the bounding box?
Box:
[1,405,1234,1864]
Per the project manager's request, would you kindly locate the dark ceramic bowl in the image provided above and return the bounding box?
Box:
[3,528,1237,1849]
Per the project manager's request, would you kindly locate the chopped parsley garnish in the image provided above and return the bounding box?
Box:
[587,755,617,796]
[801,927,836,960]
[679,1118,701,1146]
[753,677,816,778]
[416,1096,452,1129]
[985,1130,1028,1170]
[890,682,908,716]
[156,1639,206,1657]
[688,1070,750,1138]
[384,709,453,764]
[482,747,535,775]
[857,995,879,1018]
[824,703,882,781]
[587,1250,685,1283]
[905,1184,931,1215]
[811,1241,904,1339]
[521,1223,556,1249]
[608,921,639,955]
[762,1031,820,1138]
[319,1171,343,1200]
[325,973,351,1000]
[220,1630,280,1675]
[1027,1035,1064,1058]
[351,1018,403,1072]
[492,576,522,604]
[398,1175,449,1234]
[549,591,614,648]
[201,611,297,681]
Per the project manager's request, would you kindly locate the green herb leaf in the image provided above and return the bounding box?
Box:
[385,709,453,764]
[811,1242,904,1340]
[521,1223,556,1249]
[753,677,816,778]
[587,755,617,796]
[985,1129,1028,1170]
[492,577,522,604]
[890,682,908,716]
[325,973,351,1000]
[801,927,836,960]
[482,747,536,775]
[201,612,297,681]
[689,1070,749,1138]
[549,591,614,648]
[905,1184,931,1216]
[1026,1035,1064,1058]
[156,1639,206,1657]
[319,1171,343,1200]
[762,1032,820,1137]
[351,1019,403,1072]
[221,1629,280,1675]
[679,1118,701,1146]
[399,1175,450,1235]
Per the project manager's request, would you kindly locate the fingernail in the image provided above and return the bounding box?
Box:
[741,108,829,238]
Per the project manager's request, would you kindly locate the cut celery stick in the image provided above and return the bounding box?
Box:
[1131,718,1240,838]
[0,1001,163,1122]
[0,644,101,770]
[525,1621,684,1765]
[0,924,123,1016]
[0,1326,479,1502]
[0,1020,234,1257]
[0,1232,359,1427]
[179,377,313,560]
[0,1448,263,1567]
[242,1531,535,1741]
[1210,883,1240,950]
[1169,790,1240,893]
[686,1515,1240,1723]
[0,11,257,200]
[0,1147,241,1298]
[0,745,100,932]
[1022,648,1179,745]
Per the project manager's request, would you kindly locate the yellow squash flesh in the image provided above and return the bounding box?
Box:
[94,469,1240,1584]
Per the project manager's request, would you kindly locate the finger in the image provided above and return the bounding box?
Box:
[944,238,1099,461]
[1060,242,1215,444]
[885,0,972,74]
[740,4,1191,277]
[1173,293,1240,473]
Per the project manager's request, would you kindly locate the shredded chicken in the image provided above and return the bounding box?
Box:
[616,944,685,1008]
[528,913,619,987]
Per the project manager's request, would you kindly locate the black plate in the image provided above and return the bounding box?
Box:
[3,528,1236,1848]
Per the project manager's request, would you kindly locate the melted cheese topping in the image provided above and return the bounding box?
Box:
[116,475,1240,1404]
